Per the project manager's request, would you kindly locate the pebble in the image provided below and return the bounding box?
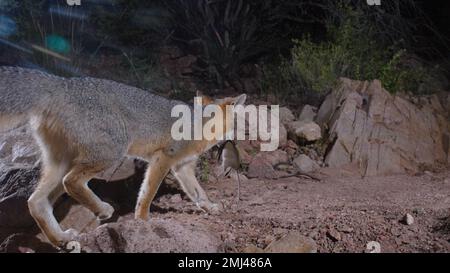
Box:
[326,228,341,242]
[170,194,183,203]
[403,213,414,225]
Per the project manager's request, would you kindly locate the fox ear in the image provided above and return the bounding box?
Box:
[231,94,247,106]
[203,96,214,104]
[195,90,214,105]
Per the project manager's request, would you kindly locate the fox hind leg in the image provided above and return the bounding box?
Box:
[63,163,115,221]
[28,161,75,246]
[28,120,77,246]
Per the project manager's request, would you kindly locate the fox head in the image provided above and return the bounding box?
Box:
[195,91,247,143]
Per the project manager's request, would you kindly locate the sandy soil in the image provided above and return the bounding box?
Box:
[149,168,450,253]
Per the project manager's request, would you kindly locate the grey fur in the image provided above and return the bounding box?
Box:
[0,66,185,162]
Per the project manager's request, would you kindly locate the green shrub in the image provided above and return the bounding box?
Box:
[291,38,346,95]
[380,50,444,95]
[262,4,441,104]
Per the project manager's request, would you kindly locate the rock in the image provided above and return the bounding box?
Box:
[170,194,183,203]
[279,107,296,125]
[247,150,289,179]
[295,122,321,141]
[264,231,317,253]
[11,144,39,166]
[56,203,101,235]
[0,167,39,228]
[402,213,414,225]
[318,78,450,177]
[78,219,221,253]
[293,155,320,173]
[299,105,317,122]
[0,127,40,169]
[287,121,322,142]
[243,245,264,253]
[0,233,57,253]
[326,228,341,242]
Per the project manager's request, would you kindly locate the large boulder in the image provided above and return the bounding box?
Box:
[0,128,42,230]
[279,107,296,125]
[298,105,318,122]
[0,127,40,170]
[78,218,222,253]
[317,78,450,176]
[0,167,39,228]
[293,155,320,173]
[287,121,322,142]
[247,150,289,179]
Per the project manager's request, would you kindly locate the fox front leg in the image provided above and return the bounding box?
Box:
[171,159,222,214]
[135,151,171,220]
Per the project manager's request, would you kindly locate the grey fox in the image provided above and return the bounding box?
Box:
[0,66,246,246]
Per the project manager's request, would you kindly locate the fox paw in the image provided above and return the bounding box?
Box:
[97,202,114,221]
[198,201,223,215]
[55,228,79,247]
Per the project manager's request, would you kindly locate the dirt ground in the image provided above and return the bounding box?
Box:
[147,167,450,253]
[1,166,449,253]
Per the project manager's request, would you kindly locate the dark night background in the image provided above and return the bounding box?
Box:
[0,0,449,105]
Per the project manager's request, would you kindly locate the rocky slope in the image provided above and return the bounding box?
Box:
[317,78,449,176]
